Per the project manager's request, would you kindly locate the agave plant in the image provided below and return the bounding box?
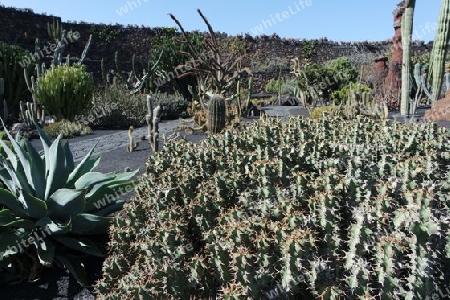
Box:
[0,120,138,285]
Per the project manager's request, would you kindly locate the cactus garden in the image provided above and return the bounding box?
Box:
[93,116,450,299]
[1,1,450,299]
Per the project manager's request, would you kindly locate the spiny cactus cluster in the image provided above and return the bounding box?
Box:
[95,116,450,299]
[343,83,389,120]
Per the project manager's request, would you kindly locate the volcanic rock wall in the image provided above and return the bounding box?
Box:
[0,6,437,93]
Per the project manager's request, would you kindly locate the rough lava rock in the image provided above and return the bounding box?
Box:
[423,91,450,121]
[372,56,389,97]
[384,2,405,104]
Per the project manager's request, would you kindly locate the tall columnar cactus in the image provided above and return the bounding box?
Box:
[428,0,450,104]
[445,69,450,92]
[19,100,45,127]
[0,42,33,112]
[207,94,226,134]
[343,83,388,119]
[400,0,415,115]
[47,17,62,42]
[152,106,161,152]
[0,78,7,122]
[126,126,138,152]
[146,95,161,152]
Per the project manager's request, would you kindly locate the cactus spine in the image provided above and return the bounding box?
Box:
[207,94,226,134]
[400,0,415,115]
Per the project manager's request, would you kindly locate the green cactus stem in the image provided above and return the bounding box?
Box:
[152,106,161,152]
[127,125,139,152]
[146,95,153,141]
[428,0,450,104]
[207,94,226,134]
[47,17,62,42]
[445,70,450,92]
[146,95,161,152]
[0,78,7,122]
[400,0,415,115]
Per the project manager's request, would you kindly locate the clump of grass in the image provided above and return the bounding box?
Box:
[43,120,93,138]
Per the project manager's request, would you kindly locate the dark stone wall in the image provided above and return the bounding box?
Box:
[0,6,438,93]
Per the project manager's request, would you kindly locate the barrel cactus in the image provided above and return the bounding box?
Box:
[207,94,226,134]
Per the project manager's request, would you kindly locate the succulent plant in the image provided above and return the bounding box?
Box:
[126,126,139,152]
[35,64,94,121]
[207,94,226,134]
[0,42,33,114]
[43,119,93,138]
[0,78,8,123]
[0,120,138,285]
[95,116,450,299]
[146,95,162,152]
[400,0,415,115]
[427,0,450,104]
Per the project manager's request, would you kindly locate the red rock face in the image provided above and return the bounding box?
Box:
[373,57,389,97]
[423,91,450,121]
[383,2,405,107]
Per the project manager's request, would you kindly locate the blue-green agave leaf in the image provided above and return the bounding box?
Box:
[36,216,72,235]
[0,209,35,229]
[44,135,70,200]
[23,139,46,199]
[71,214,113,235]
[84,181,136,213]
[54,252,87,287]
[53,236,104,257]
[74,172,118,190]
[20,192,48,219]
[35,236,56,265]
[47,188,85,219]
[63,141,75,172]
[66,142,100,188]
[0,189,29,218]
[0,230,32,257]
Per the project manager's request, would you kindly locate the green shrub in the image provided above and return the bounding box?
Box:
[265,78,298,95]
[0,123,138,285]
[84,84,188,129]
[0,42,34,114]
[36,64,94,121]
[310,105,341,119]
[150,92,189,120]
[297,57,358,102]
[43,120,93,138]
[84,83,146,129]
[95,117,450,299]
[264,77,282,94]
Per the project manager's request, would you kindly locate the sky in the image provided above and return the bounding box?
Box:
[0,0,444,42]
